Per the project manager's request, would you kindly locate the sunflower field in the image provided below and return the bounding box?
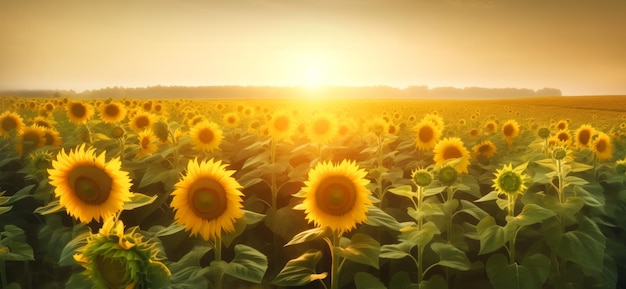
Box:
[0,95,625,289]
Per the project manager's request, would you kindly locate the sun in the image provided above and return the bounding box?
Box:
[304,64,324,88]
[297,55,328,89]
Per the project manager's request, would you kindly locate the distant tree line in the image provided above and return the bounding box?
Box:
[0,85,561,99]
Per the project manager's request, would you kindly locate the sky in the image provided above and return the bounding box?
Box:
[1,0,625,96]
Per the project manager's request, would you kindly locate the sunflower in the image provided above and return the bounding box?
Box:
[32,116,53,129]
[411,168,433,187]
[74,217,170,289]
[267,110,296,141]
[47,144,133,223]
[0,111,25,138]
[591,132,613,161]
[136,130,158,158]
[17,125,46,155]
[42,127,62,147]
[574,124,595,149]
[366,117,389,137]
[222,112,240,128]
[483,120,498,135]
[307,113,339,144]
[413,120,441,151]
[472,140,497,159]
[433,137,471,173]
[555,129,572,147]
[555,119,569,131]
[66,101,94,125]
[99,102,127,124]
[129,113,155,134]
[492,163,528,196]
[293,160,372,234]
[422,113,445,132]
[170,158,244,241]
[501,119,520,146]
[190,120,223,152]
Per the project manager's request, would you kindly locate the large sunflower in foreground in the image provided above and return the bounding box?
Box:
[413,120,441,151]
[190,120,223,152]
[99,102,127,124]
[48,144,133,223]
[74,217,170,289]
[592,132,613,161]
[501,119,520,146]
[0,111,25,137]
[293,160,372,234]
[306,113,339,144]
[433,137,471,173]
[66,101,94,125]
[170,158,244,241]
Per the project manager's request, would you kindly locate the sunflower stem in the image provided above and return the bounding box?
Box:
[0,259,6,289]
[329,232,341,289]
[270,138,278,210]
[214,236,224,289]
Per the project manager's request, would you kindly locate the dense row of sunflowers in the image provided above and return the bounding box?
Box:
[0,96,624,289]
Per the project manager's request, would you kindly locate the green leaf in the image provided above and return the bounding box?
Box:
[506,204,556,227]
[34,200,65,215]
[334,233,380,269]
[423,186,446,197]
[400,222,440,246]
[430,242,471,271]
[486,254,535,289]
[568,162,594,172]
[5,184,35,205]
[147,222,185,237]
[419,275,448,289]
[168,245,212,288]
[59,230,90,266]
[475,190,499,202]
[0,225,34,261]
[407,203,444,222]
[535,159,557,171]
[223,244,268,283]
[272,250,327,286]
[521,254,550,288]
[243,209,265,225]
[545,215,606,271]
[380,241,414,259]
[456,200,489,221]
[123,193,157,210]
[575,185,605,207]
[365,205,403,231]
[355,272,387,289]
[285,227,329,246]
[0,205,12,215]
[65,272,94,289]
[476,216,514,255]
[389,185,415,199]
[389,271,418,289]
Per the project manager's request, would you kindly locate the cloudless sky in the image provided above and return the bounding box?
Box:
[1,0,625,96]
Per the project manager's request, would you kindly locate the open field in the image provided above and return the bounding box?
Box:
[0,95,625,289]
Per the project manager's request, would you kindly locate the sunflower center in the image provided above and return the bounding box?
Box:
[1,117,17,131]
[557,132,569,142]
[111,127,124,138]
[418,126,434,142]
[274,115,290,132]
[198,128,214,144]
[503,124,515,137]
[69,165,112,205]
[316,176,357,216]
[23,131,42,147]
[70,103,86,118]
[443,146,462,160]
[96,256,128,288]
[135,116,150,129]
[578,130,591,145]
[189,178,227,220]
[104,104,120,117]
[141,135,151,148]
[313,119,330,135]
[498,171,522,194]
[596,139,607,152]
[479,144,492,153]
[228,116,236,124]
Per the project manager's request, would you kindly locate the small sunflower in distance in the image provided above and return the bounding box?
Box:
[170,158,244,241]
[267,110,295,141]
[472,140,497,159]
[129,112,155,134]
[66,100,94,125]
[306,113,339,144]
[574,124,595,149]
[222,112,240,128]
[73,217,170,289]
[136,130,158,158]
[492,162,528,197]
[0,111,25,137]
[433,137,471,173]
[501,119,520,146]
[190,120,223,152]
[98,102,127,124]
[293,160,372,234]
[48,144,133,223]
[592,132,613,161]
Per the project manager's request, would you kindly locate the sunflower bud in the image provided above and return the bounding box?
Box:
[412,169,433,187]
[537,127,550,139]
[437,166,458,186]
[552,147,567,160]
[615,159,626,175]
[152,120,169,143]
[110,126,125,139]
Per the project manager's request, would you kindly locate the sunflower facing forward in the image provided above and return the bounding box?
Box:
[293,160,372,234]
[170,158,244,241]
[433,137,471,173]
[48,144,133,223]
[189,120,224,152]
[413,120,441,151]
[492,163,528,197]
[66,101,94,125]
[0,111,25,138]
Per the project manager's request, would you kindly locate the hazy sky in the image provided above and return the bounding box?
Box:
[1,0,625,96]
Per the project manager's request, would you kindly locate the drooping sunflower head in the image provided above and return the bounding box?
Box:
[152,120,170,143]
[411,168,433,188]
[366,117,390,137]
[170,158,244,241]
[307,113,339,144]
[437,165,458,186]
[223,112,240,128]
[0,111,25,138]
[614,158,626,175]
[501,119,520,145]
[592,132,613,161]
[267,110,296,141]
[472,140,497,159]
[98,102,127,124]
[294,160,372,234]
[17,125,46,155]
[47,144,133,223]
[413,120,441,151]
[492,163,528,196]
[574,124,595,149]
[190,120,223,153]
[537,127,551,139]
[483,120,498,134]
[74,217,170,289]
[136,129,158,158]
[433,137,470,173]
[109,126,126,139]
[66,101,94,125]
[550,145,571,161]
[129,113,155,134]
